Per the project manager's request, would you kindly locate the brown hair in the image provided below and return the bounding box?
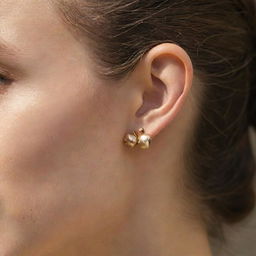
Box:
[53,0,256,237]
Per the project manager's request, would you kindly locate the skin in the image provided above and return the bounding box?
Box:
[0,0,212,255]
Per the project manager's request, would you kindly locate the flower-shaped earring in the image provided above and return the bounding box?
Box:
[123,128,152,149]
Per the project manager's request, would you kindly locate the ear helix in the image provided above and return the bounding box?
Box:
[123,128,152,149]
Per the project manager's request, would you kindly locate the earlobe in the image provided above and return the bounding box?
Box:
[134,43,193,139]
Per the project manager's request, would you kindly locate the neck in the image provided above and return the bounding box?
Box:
[109,162,213,256]
[28,153,213,256]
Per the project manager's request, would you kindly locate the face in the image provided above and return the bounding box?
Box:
[0,0,135,254]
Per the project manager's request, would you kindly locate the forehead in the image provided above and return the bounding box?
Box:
[0,0,81,67]
[0,0,58,36]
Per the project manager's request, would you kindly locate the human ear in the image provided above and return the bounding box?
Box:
[131,43,194,139]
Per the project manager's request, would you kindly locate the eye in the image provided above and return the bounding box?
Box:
[0,73,13,85]
[0,73,13,94]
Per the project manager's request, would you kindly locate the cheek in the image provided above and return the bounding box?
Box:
[0,82,98,179]
[0,79,129,247]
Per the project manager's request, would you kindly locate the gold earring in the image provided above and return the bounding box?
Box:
[135,128,152,149]
[123,128,152,149]
[123,132,138,148]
